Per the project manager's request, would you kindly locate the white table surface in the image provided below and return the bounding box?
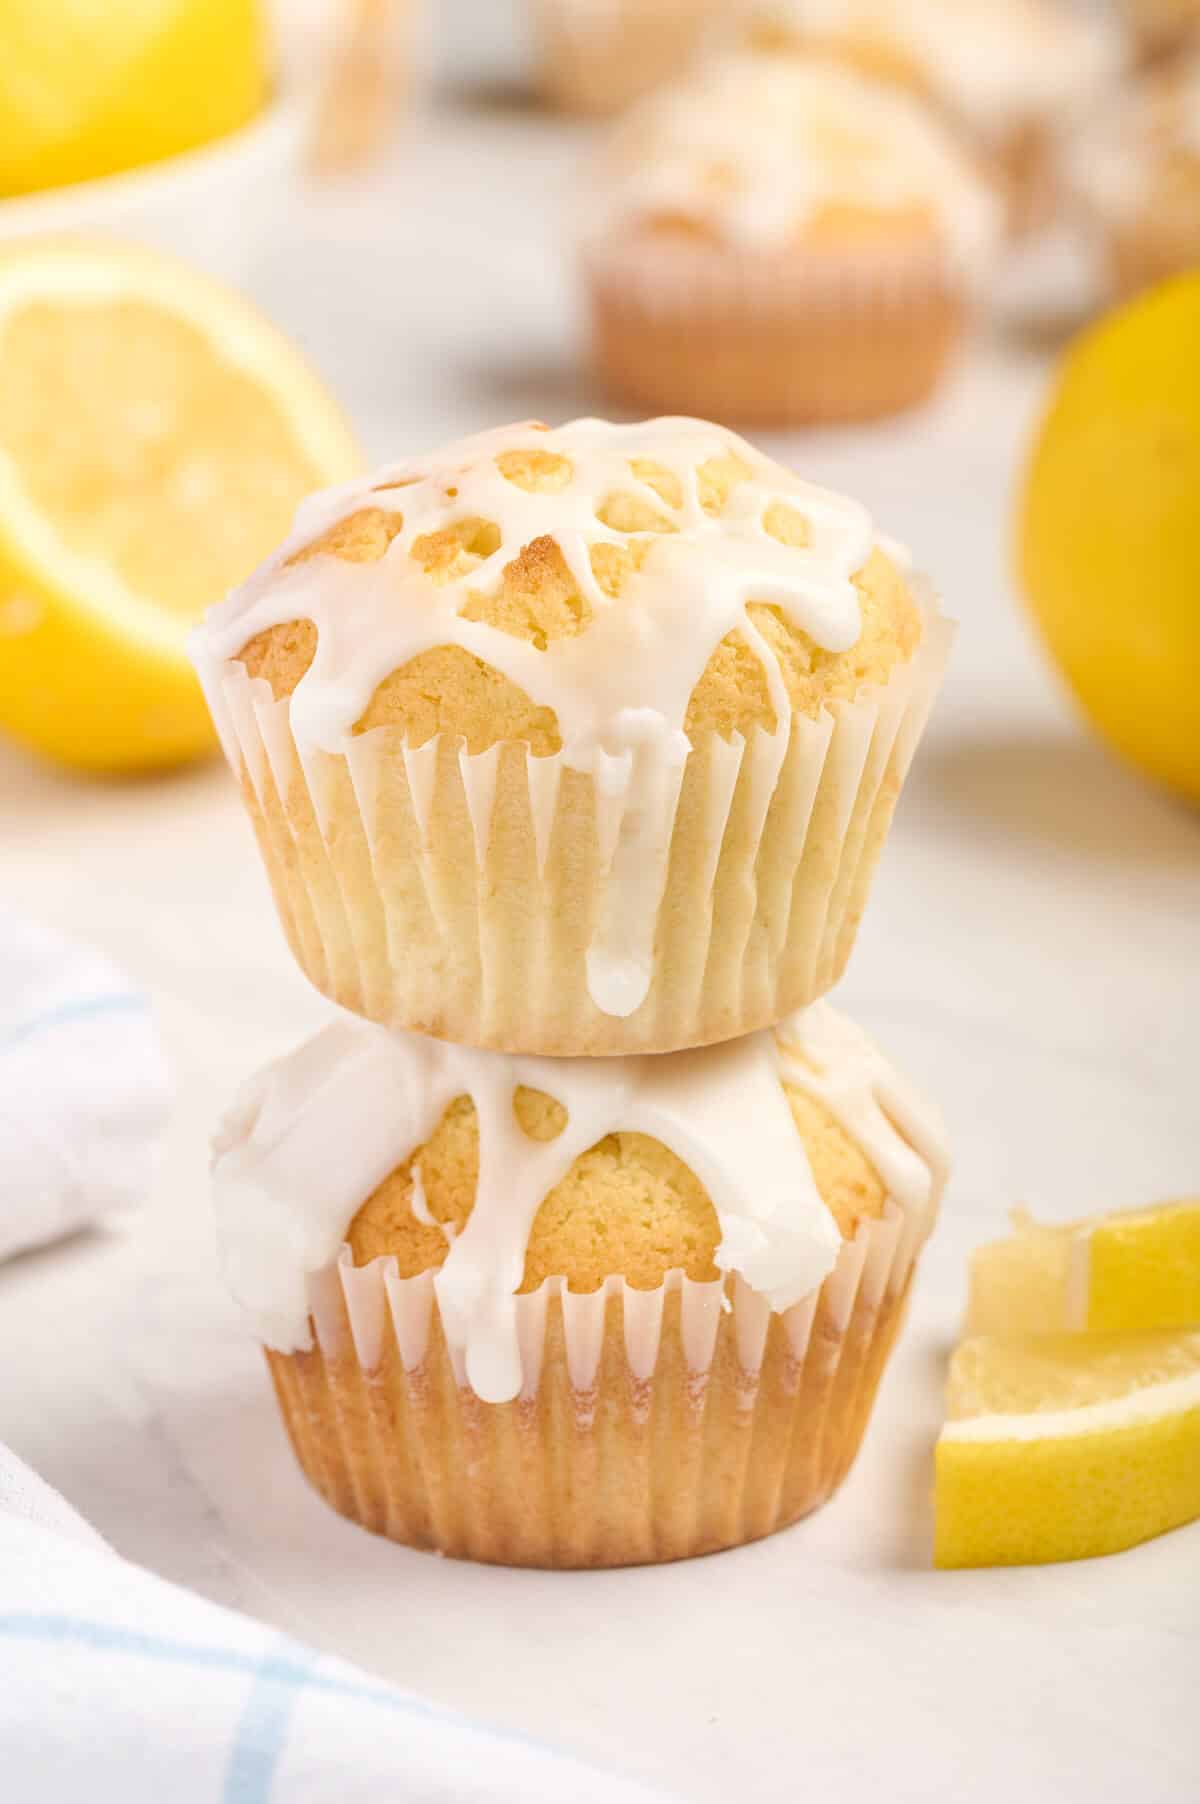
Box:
[2,84,1198,1804]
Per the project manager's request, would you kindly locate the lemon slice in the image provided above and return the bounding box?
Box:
[0,0,267,197]
[934,1329,1200,1567]
[967,1200,1200,1338]
[0,239,361,771]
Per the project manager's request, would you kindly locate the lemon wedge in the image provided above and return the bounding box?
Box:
[934,1329,1200,1567]
[0,0,267,197]
[967,1200,1200,1339]
[0,239,361,772]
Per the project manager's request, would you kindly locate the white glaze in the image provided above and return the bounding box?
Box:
[754,0,1123,136]
[585,53,999,268]
[191,416,898,1018]
[211,1001,949,1403]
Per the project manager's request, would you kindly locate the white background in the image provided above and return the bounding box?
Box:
[1,12,1197,1800]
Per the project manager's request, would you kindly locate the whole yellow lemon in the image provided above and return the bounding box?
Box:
[1017,274,1200,803]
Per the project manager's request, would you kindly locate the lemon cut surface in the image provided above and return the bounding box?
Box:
[934,1329,1200,1568]
[967,1199,1200,1338]
[0,240,361,771]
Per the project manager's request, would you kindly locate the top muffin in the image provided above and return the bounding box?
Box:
[192,417,949,1055]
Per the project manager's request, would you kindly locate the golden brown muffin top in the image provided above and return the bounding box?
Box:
[212,1002,950,1399]
[347,1078,894,1292]
[195,415,925,758]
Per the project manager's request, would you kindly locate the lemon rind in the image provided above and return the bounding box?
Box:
[940,1368,1200,1442]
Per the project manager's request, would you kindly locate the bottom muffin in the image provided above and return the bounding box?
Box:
[213,1002,949,1567]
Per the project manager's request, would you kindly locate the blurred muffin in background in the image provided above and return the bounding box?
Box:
[1069,46,1200,298]
[1116,0,1200,63]
[581,53,1000,425]
[531,0,730,115]
[748,0,1125,235]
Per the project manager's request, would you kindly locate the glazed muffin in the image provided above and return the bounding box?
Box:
[582,54,1000,424]
[749,0,1124,235]
[530,0,728,116]
[190,417,951,1055]
[212,1000,951,1566]
[1069,48,1200,298]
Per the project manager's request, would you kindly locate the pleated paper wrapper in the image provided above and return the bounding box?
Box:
[584,233,981,426]
[202,604,952,1056]
[266,1185,938,1569]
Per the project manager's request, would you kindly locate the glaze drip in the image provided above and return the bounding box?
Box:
[191,416,876,766]
[211,1002,949,1403]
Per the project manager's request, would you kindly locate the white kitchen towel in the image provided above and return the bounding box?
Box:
[0,1443,673,1803]
[0,909,170,1262]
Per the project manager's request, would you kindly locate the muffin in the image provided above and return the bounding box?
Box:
[1117,0,1200,63]
[531,0,728,116]
[749,0,1124,236]
[1068,48,1200,298]
[582,54,1000,424]
[212,999,950,1566]
[190,417,951,1055]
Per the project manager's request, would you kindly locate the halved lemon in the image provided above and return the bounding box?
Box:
[934,1329,1200,1567]
[0,239,361,772]
[0,0,267,197]
[967,1200,1200,1338]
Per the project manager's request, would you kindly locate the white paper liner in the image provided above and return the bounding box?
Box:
[207,600,952,1056]
[268,1194,936,1567]
[317,1181,933,1398]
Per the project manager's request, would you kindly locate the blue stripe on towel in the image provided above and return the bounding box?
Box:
[223,1641,315,1804]
[0,992,147,1054]
[0,1614,555,1751]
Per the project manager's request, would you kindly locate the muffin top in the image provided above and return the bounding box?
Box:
[585,52,998,266]
[1070,48,1200,225]
[192,414,925,771]
[212,1001,949,1402]
[750,0,1123,137]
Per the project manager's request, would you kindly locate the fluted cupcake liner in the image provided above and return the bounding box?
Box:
[267,1192,933,1568]
[584,233,980,426]
[204,600,950,1055]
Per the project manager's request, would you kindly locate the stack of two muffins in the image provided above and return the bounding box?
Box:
[193,416,953,1567]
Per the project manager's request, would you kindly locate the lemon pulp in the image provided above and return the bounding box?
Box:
[0,240,361,772]
[935,1329,1200,1567]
